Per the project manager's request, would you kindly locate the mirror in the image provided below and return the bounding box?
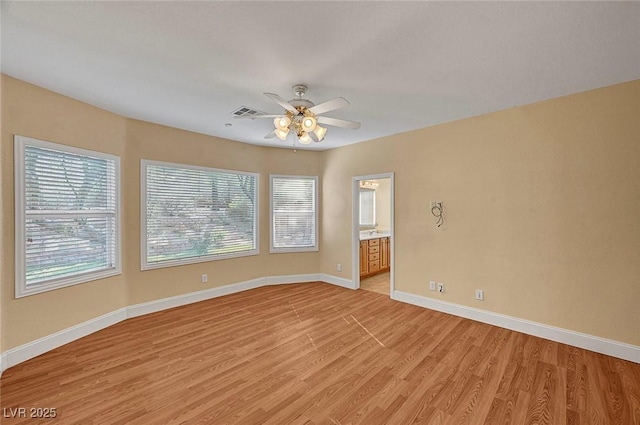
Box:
[359,188,376,229]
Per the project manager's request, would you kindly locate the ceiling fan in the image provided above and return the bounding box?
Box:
[235,84,361,144]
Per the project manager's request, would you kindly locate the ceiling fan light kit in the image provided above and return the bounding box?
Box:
[274,116,291,130]
[302,116,316,132]
[235,84,361,146]
[298,132,312,145]
[313,125,327,141]
[275,128,290,140]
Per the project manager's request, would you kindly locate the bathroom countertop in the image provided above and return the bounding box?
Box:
[359,232,390,241]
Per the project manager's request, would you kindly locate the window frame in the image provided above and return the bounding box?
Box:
[269,174,319,254]
[140,159,259,270]
[14,135,122,298]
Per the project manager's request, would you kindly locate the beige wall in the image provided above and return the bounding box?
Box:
[373,178,391,232]
[0,75,3,358]
[124,120,321,305]
[321,80,640,346]
[1,76,321,351]
[1,75,129,350]
[2,74,639,355]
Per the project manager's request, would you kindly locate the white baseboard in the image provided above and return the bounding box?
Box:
[1,349,7,375]
[127,274,331,319]
[1,308,128,374]
[392,290,640,364]
[264,274,322,286]
[319,273,357,290]
[127,277,266,319]
[0,273,354,374]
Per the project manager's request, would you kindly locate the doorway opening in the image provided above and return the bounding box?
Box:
[352,173,394,296]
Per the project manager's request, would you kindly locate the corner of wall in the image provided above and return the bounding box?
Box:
[0,274,354,371]
[0,74,5,367]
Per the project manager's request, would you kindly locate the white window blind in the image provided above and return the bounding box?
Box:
[15,135,121,297]
[270,175,318,253]
[142,160,258,269]
[359,189,376,227]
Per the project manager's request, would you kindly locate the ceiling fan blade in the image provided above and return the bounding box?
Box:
[234,114,282,119]
[264,129,276,139]
[309,132,320,143]
[264,93,299,115]
[317,116,361,130]
[308,97,350,115]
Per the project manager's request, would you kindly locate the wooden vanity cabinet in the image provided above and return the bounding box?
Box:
[381,237,389,269]
[359,241,368,275]
[360,236,390,278]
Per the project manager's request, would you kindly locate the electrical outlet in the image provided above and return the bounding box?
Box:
[201,274,208,283]
[429,281,436,291]
[475,289,484,301]
[337,263,342,272]
[437,283,444,293]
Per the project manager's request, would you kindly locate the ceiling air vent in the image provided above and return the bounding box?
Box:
[231,106,266,118]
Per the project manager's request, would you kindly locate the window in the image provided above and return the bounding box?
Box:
[14,135,121,298]
[142,160,258,269]
[270,175,318,253]
[359,189,376,227]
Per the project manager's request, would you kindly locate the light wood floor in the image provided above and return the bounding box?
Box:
[2,282,639,425]
[360,271,390,295]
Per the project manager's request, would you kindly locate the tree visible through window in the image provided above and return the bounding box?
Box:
[142,161,258,269]
[270,175,318,253]
[14,136,121,297]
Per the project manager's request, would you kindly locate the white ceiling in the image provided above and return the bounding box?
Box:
[2,1,639,151]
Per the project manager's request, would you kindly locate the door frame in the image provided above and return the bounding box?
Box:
[352,172,395,295]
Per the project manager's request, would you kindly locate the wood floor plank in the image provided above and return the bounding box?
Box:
[524,361,558,425]
[2,282,639,425]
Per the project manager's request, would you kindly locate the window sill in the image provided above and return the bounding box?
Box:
[16,268,122,299]
[269,246,319,254]
[142,249,260,271]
